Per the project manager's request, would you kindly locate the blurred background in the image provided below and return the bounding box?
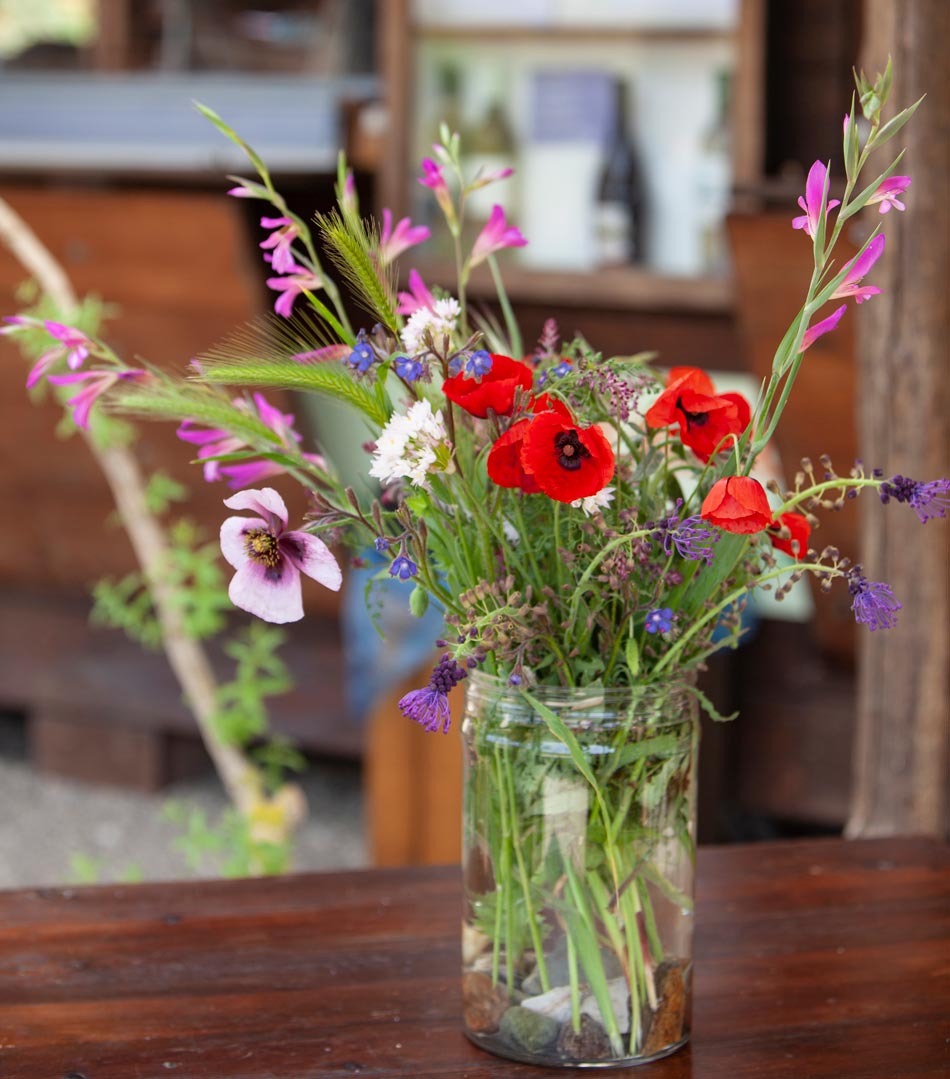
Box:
[0,0,946,885]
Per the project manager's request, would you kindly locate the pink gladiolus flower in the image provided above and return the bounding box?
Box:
[800,304,847,352]
[227,183,255,198]
[259,216,300,274]
[396,269,437,316]
[341,169,357,214]
[378,208,430,265]
[219,487,342,623]
[792,161,841,238]
[468,165,515,192]
[417,157,455,224]
[177,392,325,488]
[470,204,528,268]
[266,262,323,318]
[4,316,93,388]
[832,234,885,304]
[867,175,911,214]
[47,368,146,429]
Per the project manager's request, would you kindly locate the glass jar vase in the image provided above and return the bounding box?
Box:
[461,672,698,1068]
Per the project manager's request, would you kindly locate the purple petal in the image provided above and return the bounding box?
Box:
[800,304,847,352]
[221,460,286,489]
[844,234,886,284]
[25,347,63,389]
[176,420,231,446]
[223,487,288,529]
[220,514,267,569]
[279,530,343,592]
[228,558,304,624]
[804,160,828,219]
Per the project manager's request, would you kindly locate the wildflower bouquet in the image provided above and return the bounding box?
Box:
[6,65,945,1067]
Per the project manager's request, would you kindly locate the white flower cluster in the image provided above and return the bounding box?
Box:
[400,297,461,355]
[571,486,615,517]
[369,399,452,488]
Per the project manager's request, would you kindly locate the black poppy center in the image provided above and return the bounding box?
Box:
[245,527,281,568]
[554,429,590,472]
[676,395,709,429]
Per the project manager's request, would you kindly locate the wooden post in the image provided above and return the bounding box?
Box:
[847,0,950,838]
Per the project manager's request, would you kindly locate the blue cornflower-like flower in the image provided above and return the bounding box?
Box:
[879,474,950,523]
[848,569,901,631]
[346,341,375,374]
[389,553,418,580]
[466,349,493,377]
[398,654,468,733]
[645,608,675,634]
[447,355,465,376]
[551,359,573,379]
[394,354,425,382]
[374,536,390,553]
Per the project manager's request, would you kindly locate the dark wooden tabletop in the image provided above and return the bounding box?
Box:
[2,836,948,1078]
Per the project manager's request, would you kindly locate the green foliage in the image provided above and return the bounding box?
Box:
[200,359,390,428]
[164,519,232,639]
[144,471,189,515]
[251,735,308,794]
[212,623,293,748]
[90,572,162,649]
[163,801,291,877]
[118,383,280,447]
[68,852,144,885]
[90,519,231,645]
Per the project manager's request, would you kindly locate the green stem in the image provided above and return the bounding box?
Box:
[503,745,550,993]
[487,254,522,358]
[654,560,846,676]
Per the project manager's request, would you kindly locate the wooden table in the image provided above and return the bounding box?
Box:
[2,837,948,1077]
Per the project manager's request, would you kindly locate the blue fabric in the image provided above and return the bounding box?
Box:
[341,549,444,723]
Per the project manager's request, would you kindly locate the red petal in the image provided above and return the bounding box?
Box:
[701,476,772,534]
[442,353,533,418]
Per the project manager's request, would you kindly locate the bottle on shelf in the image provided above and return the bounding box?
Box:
[593,78,646,268]
[694,69,733,276]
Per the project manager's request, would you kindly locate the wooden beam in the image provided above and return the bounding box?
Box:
[847,0,950,838]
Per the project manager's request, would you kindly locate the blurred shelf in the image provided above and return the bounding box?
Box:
[411,259,734,313]
[412,24,735,43]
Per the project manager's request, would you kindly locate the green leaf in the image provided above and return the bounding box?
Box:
[685,683,738,723]
[872,95,924,148]
[605,734,681,776]
[144,471,189,515]
[195,102,271,188]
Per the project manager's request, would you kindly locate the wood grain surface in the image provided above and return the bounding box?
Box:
[1,837,948,1078]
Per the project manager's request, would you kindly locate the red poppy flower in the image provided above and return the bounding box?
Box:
[767,512,811,560]
[442,353,533,418]
[487,418,539,492]
[701,476,772,534]
[486,396,572,493]
[519,410,615,503]
[645,366,751,462]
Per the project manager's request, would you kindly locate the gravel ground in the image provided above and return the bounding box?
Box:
[0,714,366,890]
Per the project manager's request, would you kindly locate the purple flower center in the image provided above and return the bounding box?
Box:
[245,528,281,568]
[554,430,590,472]
[677,397,708,429]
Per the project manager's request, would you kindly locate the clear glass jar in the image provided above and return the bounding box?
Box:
[461,672,698,1068]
